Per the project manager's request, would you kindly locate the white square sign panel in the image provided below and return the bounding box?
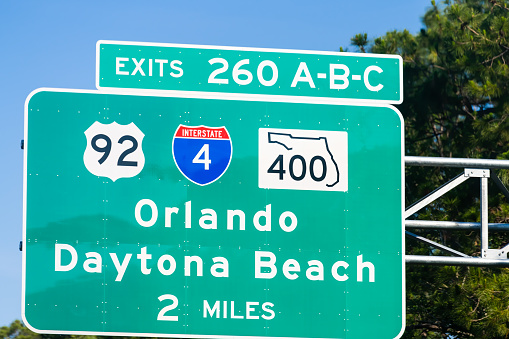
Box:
[259,128,348,191]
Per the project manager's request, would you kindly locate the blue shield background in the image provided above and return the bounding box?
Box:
[173,134,232,185]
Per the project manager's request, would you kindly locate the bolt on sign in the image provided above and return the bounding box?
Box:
[96,40,403,105]
[23,42,405,339]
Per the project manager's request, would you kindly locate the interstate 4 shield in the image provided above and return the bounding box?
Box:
[172,125,232,185]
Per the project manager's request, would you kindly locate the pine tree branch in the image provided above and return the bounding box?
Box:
[406,323,442,331]
[482,47,509,65]
[490,0,509,12]
[432,64,447,71]
[406,323,475,337]
[470,297,481,315]
[457,17,485,38]
[457,16,509,51]
[471,314,490,322]
[445,328,476,338]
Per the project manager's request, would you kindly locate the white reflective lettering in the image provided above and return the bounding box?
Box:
[203,300,220,318]
[357,255,375,282]
[227,210,245,230]
[253,204,271,231]
[110,253,132,281]
[306,260,324,280]
[170,60,183,77]
[332,261,349,281]
[185,201,192,228]
[211,257,229,277]
[199,208,217,229]
[115,57,129,75]
[131,58,146,76]
[246,302,259,319]
[257,60,278,86]
[330,64,350,90]
[364,65,383,91]
[137,246,152,275]
[261,302,275,320]
[157,254,176,276]
[164,207,179,228]
[83,252,102,273]
[185,256,203,276]
[155,59,168,77]
[279,211,297,232]
[55,244,77,272]
[135,199,158,227]
[291,62,315,88]
[255,251,277,279]
[282,259,300,280]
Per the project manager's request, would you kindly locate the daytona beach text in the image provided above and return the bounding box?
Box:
[54,199,376,284]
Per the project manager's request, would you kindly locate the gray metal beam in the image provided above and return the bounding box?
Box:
[405,220,509,231]
[405,231,470,258]
[405,156,509,267]
[405,156,509,169]
[405,173,469,218]
[406,255,509,267]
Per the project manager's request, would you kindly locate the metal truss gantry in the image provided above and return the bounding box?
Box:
[405,156,509,267]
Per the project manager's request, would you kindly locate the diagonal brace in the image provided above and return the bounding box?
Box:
[405,231,471,258]
[490,172,509,202]
[405,173,470,219]
[502,243,509,253]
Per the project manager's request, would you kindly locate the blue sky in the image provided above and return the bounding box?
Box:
[0,0,429,327]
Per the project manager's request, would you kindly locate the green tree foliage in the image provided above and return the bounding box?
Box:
[1,320,38,339]
[0,320,160,339]
[351,0,509,337]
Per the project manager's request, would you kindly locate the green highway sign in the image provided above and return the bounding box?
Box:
[23,89,405,339]
[96,41,403,105]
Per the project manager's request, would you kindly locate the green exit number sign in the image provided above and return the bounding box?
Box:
[96,40,403,104]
